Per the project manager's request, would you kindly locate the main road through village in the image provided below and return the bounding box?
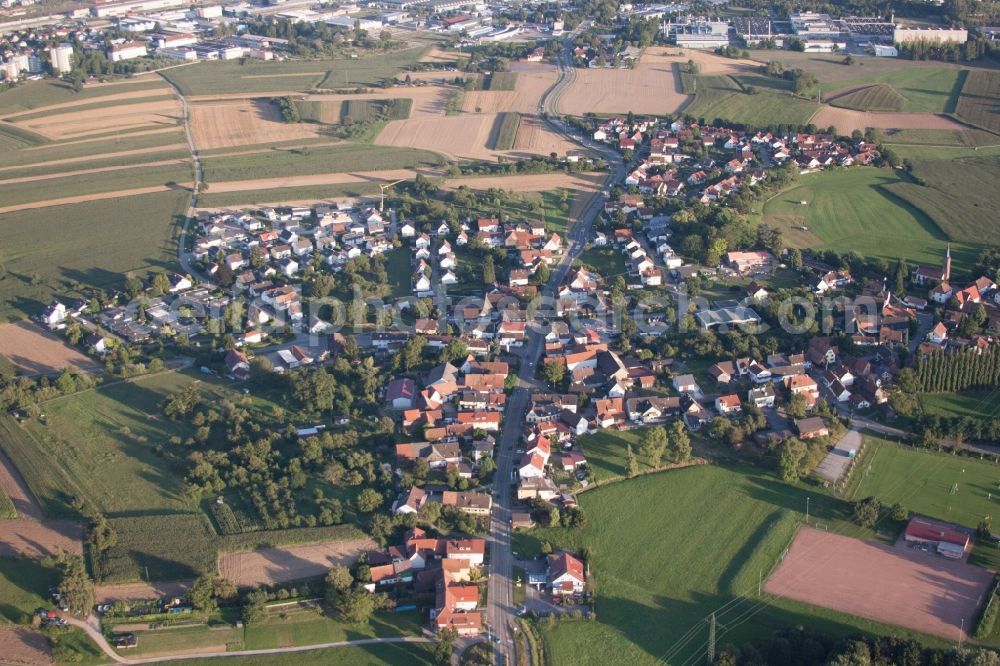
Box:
[485,39,627,665]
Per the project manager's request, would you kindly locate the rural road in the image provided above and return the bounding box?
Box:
[483,36,626,665]
[63,614,430,665]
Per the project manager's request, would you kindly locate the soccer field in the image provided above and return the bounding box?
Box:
[847,436,1000,530]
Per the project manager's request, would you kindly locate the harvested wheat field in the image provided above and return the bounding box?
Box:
[512,115,578,156]
[0,519,84,557]
[0,322,101,376]
[190,99,323,150]
[557,51,689,115]
[377,114,498,160]
[18,99,182,140]
[219,537,376,587]
[463,62,559,114]
[646,47,758,75]
[809,106,965,134]
[0,626,52,665]
[302,86,450,119]
[210,167,443,193]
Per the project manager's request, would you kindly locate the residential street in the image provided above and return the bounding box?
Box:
[484,39,626,665]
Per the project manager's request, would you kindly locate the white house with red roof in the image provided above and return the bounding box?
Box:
[548,552,586,596]
[518,453,546,478]
[715,394,742,415]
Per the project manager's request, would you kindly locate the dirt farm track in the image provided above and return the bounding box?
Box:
[765,527,993,640]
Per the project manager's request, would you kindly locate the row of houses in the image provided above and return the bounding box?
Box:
[363,527,486,635]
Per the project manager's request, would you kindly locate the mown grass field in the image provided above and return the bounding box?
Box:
[21,371,221,517]
[955,69,1000,134]
[530,465,945,666]
[197,182,382,208]
[113,607,424,659]
[577,246,626,283]
[0,162,192,209]
[685,74,819,127]
[243,608,422,650]
[161,48,427,96]
[294,99,341,124]
[0,78,169,115]
[882,155,1000,245]
[761,167,980,271]
[491,111,521,150]
[14,148,192,179]
[0,190,189,321]
[0,121,48,149]
[0,485,15,518]
[485,71,519,91]
[176,643,435,665]
[827,83,905,112]
[0,417,84,518]
[341,98,412,123]
[846,436,1000,533]
[537,190,573,235]
[384,246,411,298]
[881,127,1000,148]
[201,144,443,183]
[4,129,187,167]
[919,390,1000,419]
[0,557,58,622]
[576,428,649,482]
[823,67,964,113]
[748,54,965,114]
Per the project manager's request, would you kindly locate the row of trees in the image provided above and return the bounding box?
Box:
[715,624,1000,666]
[911,348,1000,393]
[273,96,300,123]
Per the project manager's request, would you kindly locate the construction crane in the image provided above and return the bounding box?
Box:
[379,178,406,212]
